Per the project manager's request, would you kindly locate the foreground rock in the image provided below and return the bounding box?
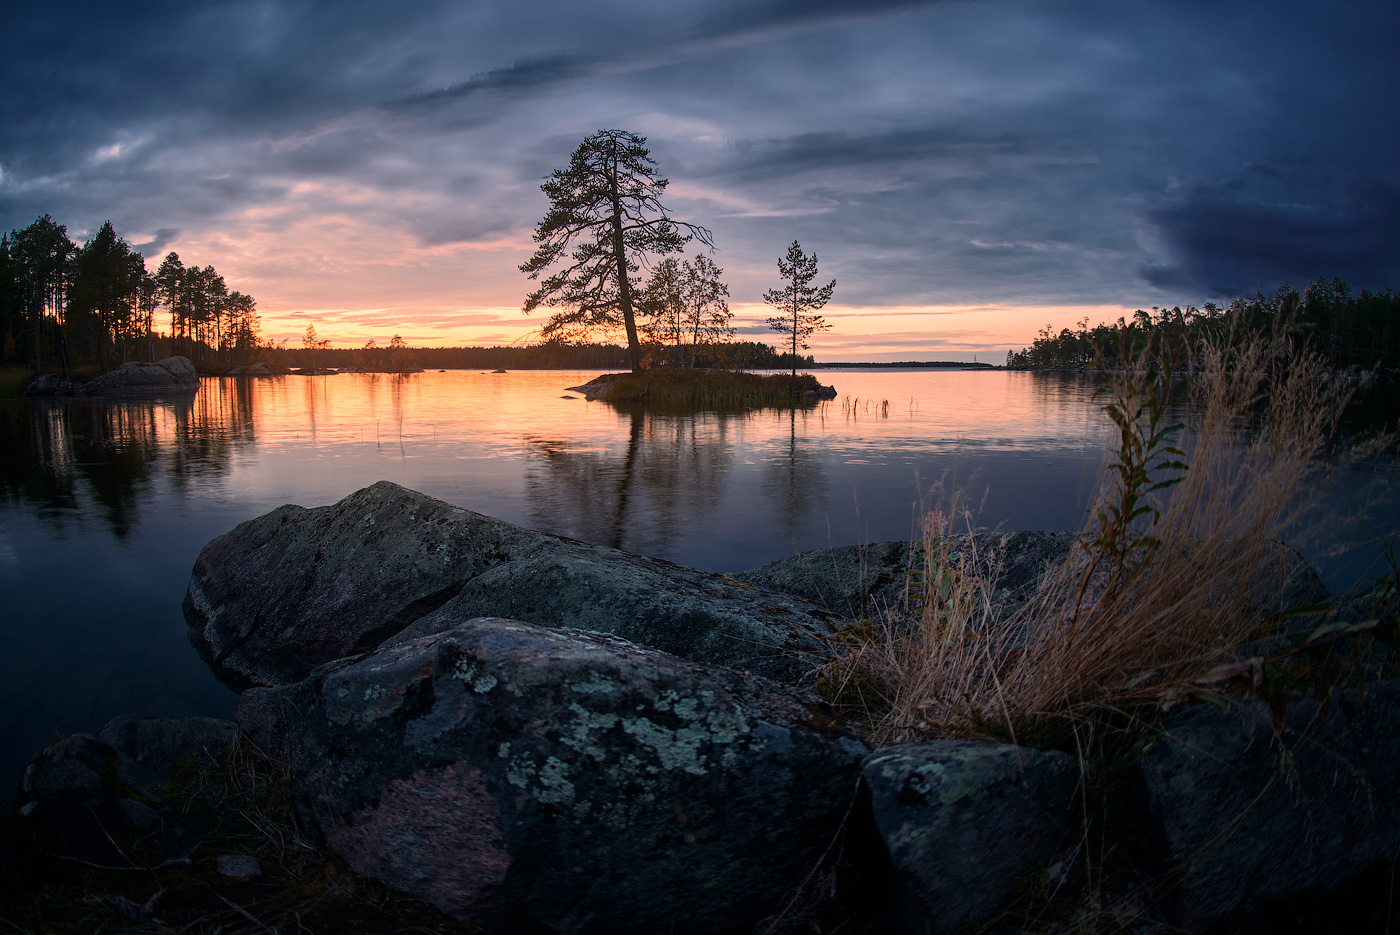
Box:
[737,532,1328,620]
[185,481,847,690]
[76,355,200,395]
[238,615,868,934]
[864,742,1078,935]
[1139,683,1400,930]
[17,716,237,863]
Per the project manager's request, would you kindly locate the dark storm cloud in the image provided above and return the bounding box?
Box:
[387,56,596,112]
[131,229,181,256]
[1140,173,1400,297]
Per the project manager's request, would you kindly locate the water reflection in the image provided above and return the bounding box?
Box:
[525,405,753,556]
[0,380,256,537]
[763,407,830,543]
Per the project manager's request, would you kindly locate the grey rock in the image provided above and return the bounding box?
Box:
[237,615,868,934]
[15,716,237,863]
[216,853,262,879]
[186,481,845,690]
[17,733,157,863]
[863,741,1078,935]
[97,714,238,791]
[737,532,1327,624]
[77,356,200,395]
[22,374,76,397]
[245,362,271,375]
[1139,686,1400,930]
[734,532,1079,619]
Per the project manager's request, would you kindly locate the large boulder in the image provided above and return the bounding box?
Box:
[736,533,1328,622]
[77,356,200,395]
[863,741,1079,935]
[237,615,868,934]
[1138,684,1400,930]
[185,481,847,690]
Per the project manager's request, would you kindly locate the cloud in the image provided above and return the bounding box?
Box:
[131,228,180,256]
[1139,172,1400,296]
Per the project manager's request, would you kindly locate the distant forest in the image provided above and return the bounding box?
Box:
[1,214,258,374]
[1007,278,1400,373]
[272,340,815,373]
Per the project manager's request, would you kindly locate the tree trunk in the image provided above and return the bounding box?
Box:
[607,154,642,372]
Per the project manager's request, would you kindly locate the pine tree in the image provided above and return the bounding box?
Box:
[521,129,712,372]
[764,240,834,376]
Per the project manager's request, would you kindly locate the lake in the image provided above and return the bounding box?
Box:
[2,368,1396,783]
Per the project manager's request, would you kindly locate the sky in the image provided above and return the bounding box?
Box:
[2,0,1397,361]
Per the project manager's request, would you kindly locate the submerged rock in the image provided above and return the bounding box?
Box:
[76,356,200,395]
[185,481,846,690]
[863,741,1078,935]
[238,615,868,934]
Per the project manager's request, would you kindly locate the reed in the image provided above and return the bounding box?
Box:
[821,323,1365,747]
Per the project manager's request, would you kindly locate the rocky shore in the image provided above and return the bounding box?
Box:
[7,482,1397,933]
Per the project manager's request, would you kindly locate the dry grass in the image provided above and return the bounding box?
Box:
[822,325,1360,747]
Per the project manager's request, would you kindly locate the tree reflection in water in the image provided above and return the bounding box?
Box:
[524,401,828,560]
[0,378,256,539]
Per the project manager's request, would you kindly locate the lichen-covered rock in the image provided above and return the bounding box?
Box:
[237,616,868,934]
[1139,686,1400,930]
[186,481,846,690]
[77,356,200,395]
[736,533,1328,622]
[17,716,237,863]
[862,741,1078,935]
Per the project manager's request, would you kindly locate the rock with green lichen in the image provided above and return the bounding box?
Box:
[862,740,1078,935]
[237,615,868,934]
[185,481,847,691]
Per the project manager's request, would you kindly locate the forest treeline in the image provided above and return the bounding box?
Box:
[0,214,260,374]
[270,340,815,373]
[1007,278,1400,373]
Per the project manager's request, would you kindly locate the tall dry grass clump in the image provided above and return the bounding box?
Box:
[823,323,1357,746]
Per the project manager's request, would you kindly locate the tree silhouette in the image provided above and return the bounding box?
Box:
[639,254,733,366]
[764,240,834,376]
[68,221,146,366]
[521,129,712,372]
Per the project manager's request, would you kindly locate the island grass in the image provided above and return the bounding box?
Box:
[599,368,830,410]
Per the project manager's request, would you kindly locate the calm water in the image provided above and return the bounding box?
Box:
[2,369,1395,783]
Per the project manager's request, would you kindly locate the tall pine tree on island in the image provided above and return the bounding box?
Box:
[520,129,712,372]
[764,240,834,376]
